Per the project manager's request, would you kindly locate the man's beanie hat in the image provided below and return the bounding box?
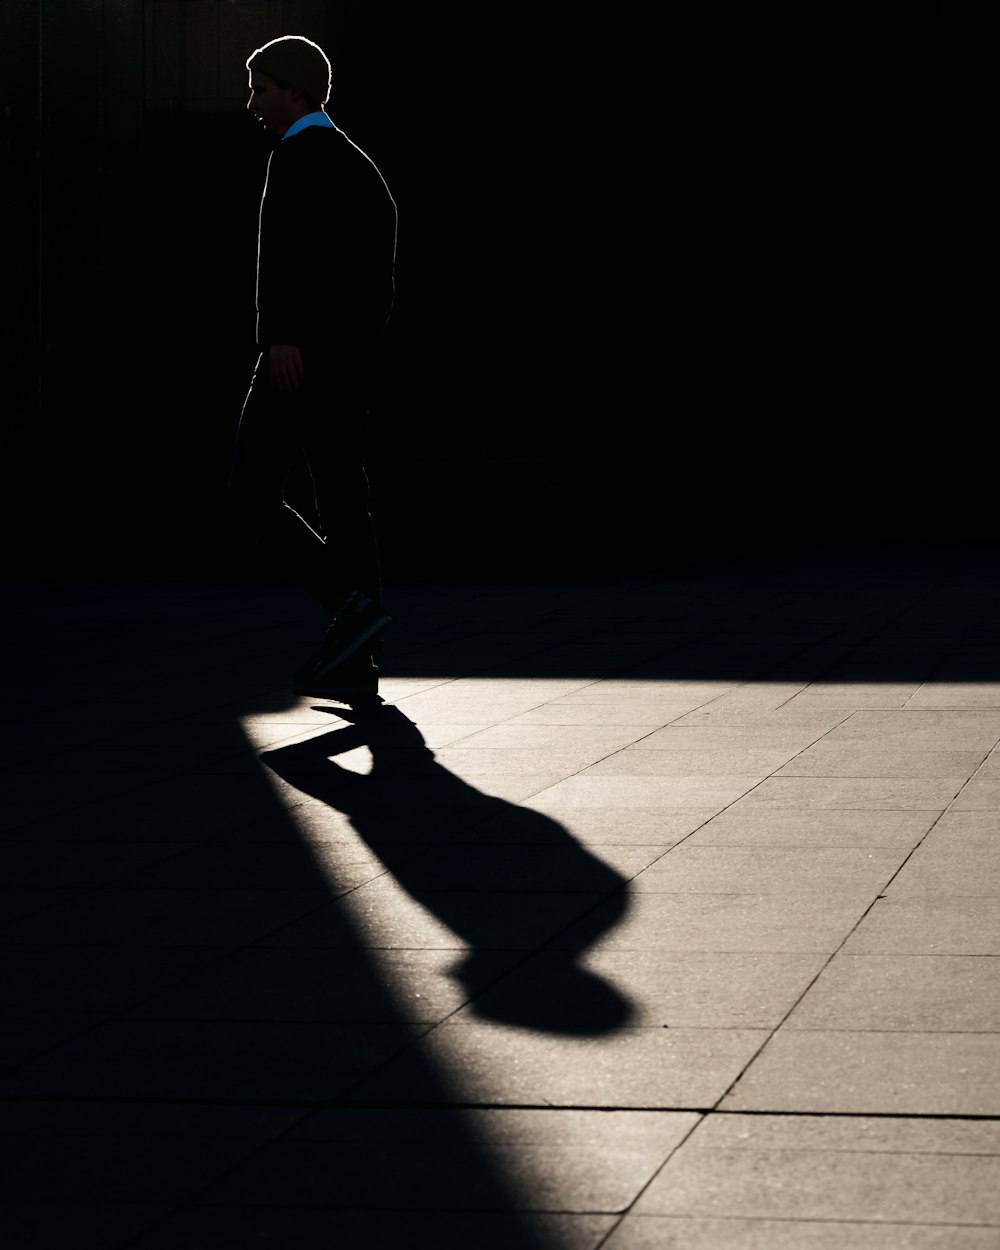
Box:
[246,35,331,105]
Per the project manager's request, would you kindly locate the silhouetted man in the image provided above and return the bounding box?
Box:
[230,34,397,701]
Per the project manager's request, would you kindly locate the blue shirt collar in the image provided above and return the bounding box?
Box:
[283,111,335,140]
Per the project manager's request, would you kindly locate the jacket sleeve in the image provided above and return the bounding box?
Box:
[255,146,312,349]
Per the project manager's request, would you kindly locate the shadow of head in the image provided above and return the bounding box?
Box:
[261,703,636,1036]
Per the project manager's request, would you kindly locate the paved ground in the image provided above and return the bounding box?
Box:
[4,543,1000,1248]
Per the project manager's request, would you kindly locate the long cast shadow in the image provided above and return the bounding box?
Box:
[1,589,622,1250]
[260,702,635,1035]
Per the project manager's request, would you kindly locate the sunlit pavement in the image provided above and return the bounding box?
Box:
[4,544,1000,1248]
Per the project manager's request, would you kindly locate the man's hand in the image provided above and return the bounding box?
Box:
[269,344,304,392]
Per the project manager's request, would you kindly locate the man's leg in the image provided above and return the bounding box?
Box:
[229,356,353,614]
[290,366,391,690]
[299,356,385,611]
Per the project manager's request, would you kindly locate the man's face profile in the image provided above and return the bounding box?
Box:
[247,73,296,136]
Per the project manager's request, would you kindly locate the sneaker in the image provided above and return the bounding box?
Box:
[312,591,391,677]
[293,651,381,702]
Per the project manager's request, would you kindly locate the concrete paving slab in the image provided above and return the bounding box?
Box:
[351,1022,770,1107]
[774,745,987,778]
[430,746,628,775]
[630,846,905,894]
[341,717,488,746]
[690,1111,1000,1151]
[533,775,762,809]
[686,807,937,847]
[973,749,1000,777]
[365,693,559,722]
[785,953,1000,1030]
[554,681,743,703]
[583,747,801,775]
[672,707,852,729]
[633,1112,1000,1224]
[453,722,662,750]
[886,844,1000,896]
[603,1216,1000,1249]
[719,1030,1000,1114]
[952,778,1000,808]
[672,684,815,713]
[507,702,703,725]
[738,775,963,808]
[432,678,604,700]
[821,709,1000,749]
[445,772,594,803]
[639,724,836,749]
[907,684,1000,707]
[784,685,923,707]
[909,814,1000,849]
[843,896,1000,954]
[549,891,873,953]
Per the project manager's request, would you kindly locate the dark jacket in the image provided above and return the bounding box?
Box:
[255,123,397,357]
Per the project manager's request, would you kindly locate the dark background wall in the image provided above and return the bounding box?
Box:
[5,2,999,586]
